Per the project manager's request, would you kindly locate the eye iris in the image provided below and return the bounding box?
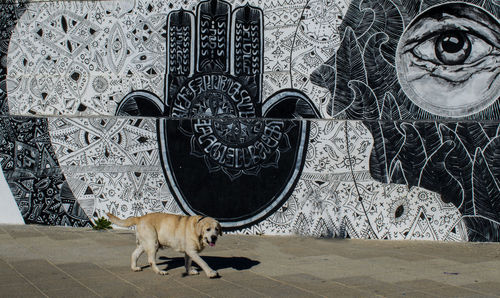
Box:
[441,35,463,53]
[435,31,471,65]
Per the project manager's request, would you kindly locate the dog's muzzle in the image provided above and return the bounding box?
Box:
[207,236,217,247]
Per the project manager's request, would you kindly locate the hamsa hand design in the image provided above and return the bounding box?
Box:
[117,0,319,229]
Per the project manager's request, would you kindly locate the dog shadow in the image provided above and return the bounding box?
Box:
[150,256,259,274]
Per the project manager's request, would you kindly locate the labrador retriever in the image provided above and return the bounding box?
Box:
[107,212,222,278]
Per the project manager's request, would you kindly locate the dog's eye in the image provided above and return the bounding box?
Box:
[206,228,211,232]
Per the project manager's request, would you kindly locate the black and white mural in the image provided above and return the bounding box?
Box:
[0,0,498,241]
[310,0,500,241]
[0,1,90,227]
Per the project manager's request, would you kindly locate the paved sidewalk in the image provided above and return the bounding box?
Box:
[1,225,500,297]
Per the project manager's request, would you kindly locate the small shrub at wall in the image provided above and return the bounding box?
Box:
[92,217,113,230]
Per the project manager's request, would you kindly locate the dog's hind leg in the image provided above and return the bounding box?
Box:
[131,242,144,272]
[144,243,167,275]
[184,253,199,275]
[136,224,168,275]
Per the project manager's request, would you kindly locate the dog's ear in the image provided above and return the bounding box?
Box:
[217,222,222,236]
[195,216,204,237]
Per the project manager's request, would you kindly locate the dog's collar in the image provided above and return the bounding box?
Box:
[197,215,207,222]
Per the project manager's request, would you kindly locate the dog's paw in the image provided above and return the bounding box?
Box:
[131,267,142,272]
[207,270,219,278]
[157,270,169,276]
[188,268,199,275]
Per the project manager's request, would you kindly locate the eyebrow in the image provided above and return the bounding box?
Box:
[402,13,500,49]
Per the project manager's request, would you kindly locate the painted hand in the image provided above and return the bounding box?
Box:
[117,0,319,230]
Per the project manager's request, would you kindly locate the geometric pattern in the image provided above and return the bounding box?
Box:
[0,117,90,226]
[239,120,467,241]
[48,117,180,219]
[6,0,334,116]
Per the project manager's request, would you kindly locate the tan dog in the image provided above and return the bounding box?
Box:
[107,212,222,278]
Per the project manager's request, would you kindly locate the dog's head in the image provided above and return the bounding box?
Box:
[196,216,222,247]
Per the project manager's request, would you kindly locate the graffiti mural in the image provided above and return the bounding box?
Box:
[0,0,498,241]
[0,1,91,226]
[310,0,500,241]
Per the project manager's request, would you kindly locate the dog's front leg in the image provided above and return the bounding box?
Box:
[184,253,199,275]
[186,250,218,278]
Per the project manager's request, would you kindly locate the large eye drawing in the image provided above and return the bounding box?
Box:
[412,29,494,66]
[395,3,500,118]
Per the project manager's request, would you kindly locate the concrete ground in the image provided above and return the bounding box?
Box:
[1,225,500,298]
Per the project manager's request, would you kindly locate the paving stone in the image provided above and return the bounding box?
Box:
[419,285,489,297]
[31,275,84,292]
[0,233,13,243]
[394,279,453,290]
[251,284,324,297]
[461,281,500,296]
[222,271,285,289]
[98,238,135,247]
[331,276,387,288]
[0,283,46,297]
[56,262,110,279]
[315,285,377,297]
[99,265,133,275]
[358,281,409,297]
[181,276,265,297]
[390,253,437,262]
[117,271,178,290]
[10,259,70,281]
[7,229,44,239]
[370,270,426,283]
[0,243,41,262]
[45,231,86,241]
[423,270,497,287]
[144,284,209,298]
[0,272,26,286]
[274,273,344,294]
[200,285,266,297]
[0,259,15,274]
[396,291,439,297]
[332,275,416,297]
[80,278,145,297]
[42,286,100,298]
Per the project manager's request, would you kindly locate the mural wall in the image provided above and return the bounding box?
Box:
[0,0,498,241]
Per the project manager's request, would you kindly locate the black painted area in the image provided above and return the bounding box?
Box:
[162,118,306,227]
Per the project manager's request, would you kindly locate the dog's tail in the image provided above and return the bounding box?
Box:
[107,213,139,227]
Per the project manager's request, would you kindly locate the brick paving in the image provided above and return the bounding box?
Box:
[1,224,500,297]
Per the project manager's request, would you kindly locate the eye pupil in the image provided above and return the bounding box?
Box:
[435,31,471,65]
[441,34,463,53]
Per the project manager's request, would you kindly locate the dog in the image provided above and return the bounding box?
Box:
[107,212,222,278]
